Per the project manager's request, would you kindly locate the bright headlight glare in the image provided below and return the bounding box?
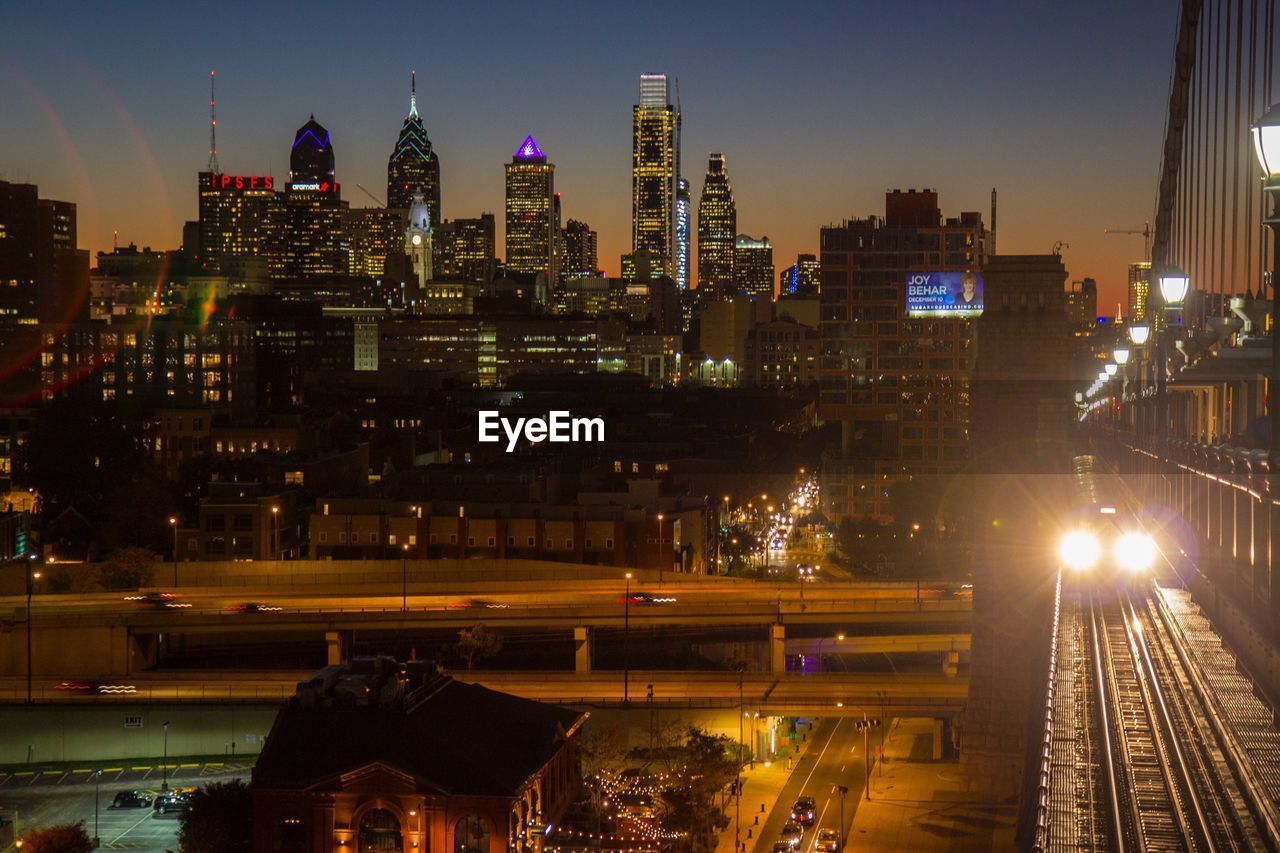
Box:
[1059,530,1101,570]
[1114,532,1157,571]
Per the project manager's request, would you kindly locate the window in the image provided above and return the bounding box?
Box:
[370,532,379,544]
[448,534,457,545]
[408,535,416,545]
[585,538,593,549]
[605,538,614,549]
[388,534,397,545]
[508,536,515,546]
[487,537,496,547]
[545,539,553,549]
[453,815,491,853]
[565,539,573,550]
[527,537,535,547]
[318,532,328,543]
[467,537,475,546]
[429,534,437,545]
[338,532,347,544]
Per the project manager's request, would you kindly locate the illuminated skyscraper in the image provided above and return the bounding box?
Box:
[198,172,277,273]
[436,214,496,285]
[632,73,676,276]
[387,72,441,226]
[1127,261,1151,322]
[505,136,556,282]
[675,178,690,289]
[779,253,821,296]
[273,116,348,280]
[733,235,774,297]
[562,219,598,278]
[697,152,735,291]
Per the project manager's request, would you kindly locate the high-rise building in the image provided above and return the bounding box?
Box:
[697,152,735,292]
[405,193,433,286]
[779,254,821,296]
[197,172,277,274]
[0,180,89,326]
[1066,278,1098,330]
[632,73,676,276]
[562,219,598,279]
[675,178,691,289]
[733,235,774,297]
[818,189,986,520]
[436,214,496,285]
[344,207,403,280]
[273,116,349,280]
[387,72,441,226]
[1127,261,1151,322]
[505,136,556,284]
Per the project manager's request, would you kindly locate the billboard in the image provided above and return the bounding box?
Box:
[905,271,984,317]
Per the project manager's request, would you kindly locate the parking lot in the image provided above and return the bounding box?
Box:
[0,761,252,850]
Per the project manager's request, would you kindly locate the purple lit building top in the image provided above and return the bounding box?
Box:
[513,135,546,161]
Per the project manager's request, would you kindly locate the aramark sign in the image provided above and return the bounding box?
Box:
[478,410,605,453]
[905,271,984,317]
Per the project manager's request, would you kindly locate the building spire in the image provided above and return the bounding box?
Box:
[207,70,220,173]
[409,69,418,118]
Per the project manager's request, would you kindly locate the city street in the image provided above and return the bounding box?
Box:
[0,762,251,851]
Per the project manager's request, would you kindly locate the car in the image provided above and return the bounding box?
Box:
[618,592,677,605]
[778,821,804,847]
[111,790,152,809]
[815,828,841,851]
[790,795,817,826]
[123,592,191,609]
[772,844,794,853]
[224,602,283,613]
[153,790,190,815]
[54,680,137,695]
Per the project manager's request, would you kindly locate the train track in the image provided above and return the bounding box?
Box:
[1061,588,1276,852]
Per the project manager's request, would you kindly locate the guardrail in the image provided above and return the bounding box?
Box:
[1030,570,1062,853]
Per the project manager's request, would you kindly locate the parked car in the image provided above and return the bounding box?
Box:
[778,821,804,848]
[815,827,841,851]
[791,795,817,826]
[111,790,152,809]
[153,791,190,815]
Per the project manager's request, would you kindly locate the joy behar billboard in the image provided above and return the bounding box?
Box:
[905,271,984,317]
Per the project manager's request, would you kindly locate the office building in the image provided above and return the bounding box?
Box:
[632,73,676,276]
[780,254,820,296]
[197,171,277,274]
[1066,278,1098,330]
[1127,261,1151,322]
[675,178,691,289]
[733,234,774,298]
[505,136,556,284]
[744,316,820,390]
[697,153,735,291]
[344,207,403,280]
[386,72,441,226]
[436,214,496,286]
[819,189,986,519]
[0,181,89,326]
[562,219,598,279]
[273,116,349,280]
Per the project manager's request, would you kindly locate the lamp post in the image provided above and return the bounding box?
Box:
[656,513,665,585]
[735,666,744,853]
[401,543,409,612]
[1251,103,1280,460]
[161,720,170,791]
[815,632,845,673]
[1114,348,1131,431]
[93,768,101,848]
[168,516,178,583]
[25,559,40,705]
[834,784,849,850]
[1155,267,1190,445]
[1128,323,1151,436]
[270,506,280,560]
[623,572,632,704]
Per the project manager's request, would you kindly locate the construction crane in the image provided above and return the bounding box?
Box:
[1104,221,1152,262]
[355,183,386,208]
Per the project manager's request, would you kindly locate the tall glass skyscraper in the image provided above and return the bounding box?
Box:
[675,178,690,289]
[387,72,441,226]
[697,152,736,292]
[505,136,556,282]
[632,73,676,277]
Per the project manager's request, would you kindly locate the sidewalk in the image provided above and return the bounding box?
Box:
[712,743,806,853]
[846,719,1015,852]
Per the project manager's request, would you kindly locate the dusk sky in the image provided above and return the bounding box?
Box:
[2,1,1183,307]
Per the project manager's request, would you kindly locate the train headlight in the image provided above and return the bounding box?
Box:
[1058,530,1101,570]
[1114,532,1157,571]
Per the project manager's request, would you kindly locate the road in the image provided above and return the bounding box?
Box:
[754,717,867,851]
[0,761,251,851]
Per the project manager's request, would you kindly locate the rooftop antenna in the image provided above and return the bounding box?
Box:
[207,70,220,173]
[409,69,418,118]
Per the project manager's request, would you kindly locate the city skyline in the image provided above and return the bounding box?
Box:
[1,0,1178,306]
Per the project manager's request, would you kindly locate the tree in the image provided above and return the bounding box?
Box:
[97,547,159,591]
[653,727,737,851]
[178,779,252,853]
[18,822,93,852]
[455,624,502,670]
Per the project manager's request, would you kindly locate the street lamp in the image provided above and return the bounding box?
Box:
[93,768,101,847]
[1154,265,1190,443]
[168,516,179,580]
[401,543,409,612]
[161,720,171,790]
[1114,347,1130,365]
[1159,267,1190,307]
[656,514,665,585]
[271,506,280,560]
[834,784,849,851]
[815,632,845,672]
[1128,323,1151,345]
[1104,363,1118,376]
[25,559,40,705]
[1252,102,1280,460]
[623,572,632,704]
